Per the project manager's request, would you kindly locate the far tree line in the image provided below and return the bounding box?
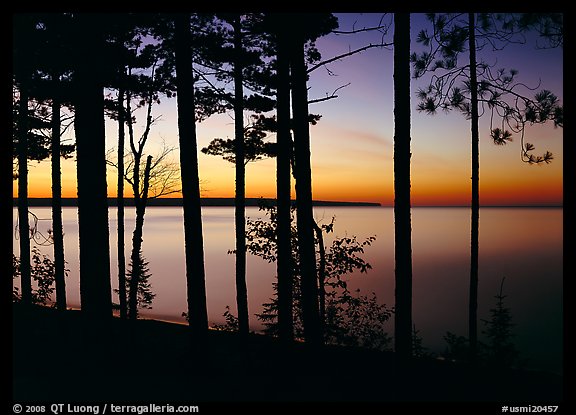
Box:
[12,12,562,360]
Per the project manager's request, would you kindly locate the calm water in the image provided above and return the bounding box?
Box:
[13,206,563,373]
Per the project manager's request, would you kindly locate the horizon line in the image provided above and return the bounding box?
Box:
[12,197,563,209]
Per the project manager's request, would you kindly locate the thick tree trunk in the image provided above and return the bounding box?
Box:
[233,16,249,335]
[289,37,321,346]
[174,13,209,334]
[51,89,67,311]
[275,25,294,342]
[393,12,413,359]
[468,12,480,361]
[17,79,32,305]
[128,155,152,320]
[117,87,127,319]
[74,15,112,319]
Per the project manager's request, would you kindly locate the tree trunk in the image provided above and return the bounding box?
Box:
[117,86,127,319]
[174,13,209,334]
[17,78,32,305]
[128,155,152,319]
[468,12,480,361]
[289,37,321,346]
[313,221,326,331]
[51,86,67,311]
[393,12,413,359]
[233,16,249,335]
[275,24,294,342]
[74,15,112,319]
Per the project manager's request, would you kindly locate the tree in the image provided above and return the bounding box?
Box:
[117,85,128,318]
[195,13,277,335]
[412,12,563,360]
[201,113,276,333]
[467,12,481,361]
[273,16,295,343]
[244,204,391,349]
[13,14,77,312]
[287,13,338,346]
[174,13,209,334]
[393,12,413,359]
[38,14,76,313]
[482,278,520,368]
[51,84,67,311]
[120,56,160,320]
[73,14,112,319]
[13,247,67,306]
[125,248,155,315]
[13,14,34,306]
[128,154,152,319]
[107,64,181,319]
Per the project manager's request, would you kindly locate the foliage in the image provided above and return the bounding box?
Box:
[13,247,68,306]
[245,204,392,350]
[481,278,521,367]
[411,13,563,165]
[210,306,240,332]
[412,325,430,358]
[12,92,75,178]
[443,331,473,363]
[116,249,155,316]
[201,114,277,165]
[443,277,522,368]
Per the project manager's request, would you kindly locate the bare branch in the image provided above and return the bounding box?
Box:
[308,83,351,105]
[307,42,393,74]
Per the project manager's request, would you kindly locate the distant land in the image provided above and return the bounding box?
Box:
[13,197,381,208]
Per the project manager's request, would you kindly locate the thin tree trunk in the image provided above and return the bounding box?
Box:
[74,15,112,319]
[233,16,249,335]
[313,221,326,330]
[174,13,209,334]
[275,24,294,342]
[51,85,67,311]
[468,12,480,361]
[393,12,413,359]
[290,37,321,346]
[17,78,31,305]
[117,86,127,319]
[128,155,152,320]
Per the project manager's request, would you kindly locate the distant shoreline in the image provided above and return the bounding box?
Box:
[13,197,382,208]
[12,198,562,208]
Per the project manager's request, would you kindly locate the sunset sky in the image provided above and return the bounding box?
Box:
[17,13,563,206]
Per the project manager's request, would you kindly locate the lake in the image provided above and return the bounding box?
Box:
[12,206,563,374]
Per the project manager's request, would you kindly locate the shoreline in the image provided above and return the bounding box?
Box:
[13,197,382,208]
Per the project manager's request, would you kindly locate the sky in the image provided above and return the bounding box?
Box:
[17,13,564,206]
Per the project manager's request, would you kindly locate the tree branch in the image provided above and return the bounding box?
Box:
[308,83,351,105]
[307,43,393,74]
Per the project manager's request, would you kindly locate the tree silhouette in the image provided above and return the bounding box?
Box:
[288,13,338,346]
[73,14,113,319]
[13,247,68,306]
[245,204,390,349]
[13,14,75,309]
[40,17,76,312]
[393,12,413,359]
[273,16,295,343]
[193,13,277,335]
[412,12,563,360]
[106,18,141,320]
[173,13,209,335]
[117,84,128,318]
[482,277,520,368]
[13,14,35,306]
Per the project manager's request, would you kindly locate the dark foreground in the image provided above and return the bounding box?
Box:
[13,304,562,404]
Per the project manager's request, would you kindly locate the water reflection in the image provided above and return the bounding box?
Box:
[12,206,562,373]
